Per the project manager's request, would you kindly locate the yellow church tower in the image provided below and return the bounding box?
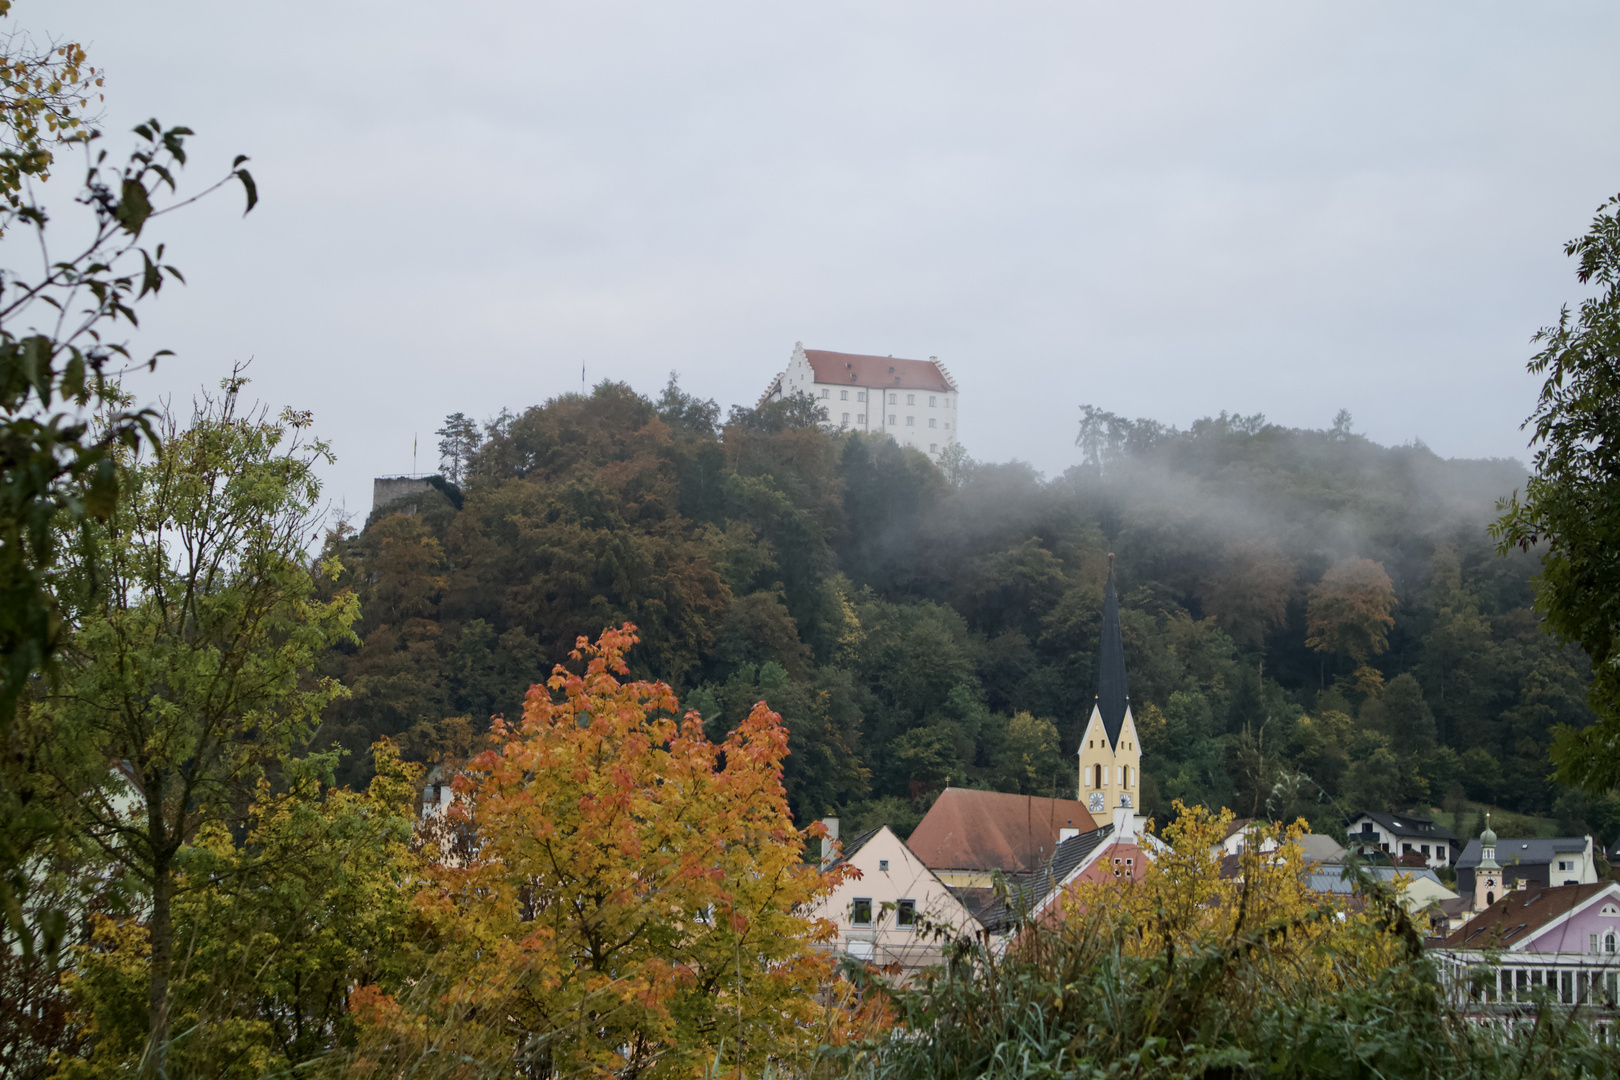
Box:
[1078,557,1141,816]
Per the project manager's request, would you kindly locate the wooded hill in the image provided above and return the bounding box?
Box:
[316,380,1605,843]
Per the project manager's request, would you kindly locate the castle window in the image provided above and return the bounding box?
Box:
[857,391,866,401]
[840,390,849,400]
[929,418,937,428]
[929,395,937,406]
[888,393,897,404]
[930,444,937,453]
[888,414,897,425]
[841,412,849,424]
[857,414,866,423]
[820,389,829,398]
[906,416,915,426]
[906,394,916,405]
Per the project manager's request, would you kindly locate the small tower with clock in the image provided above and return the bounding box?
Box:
[1474,816,1501,910]
[1078,557,1142,817]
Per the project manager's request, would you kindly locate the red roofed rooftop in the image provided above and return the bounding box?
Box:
[803,349,956,393]
[908,788,1098,874]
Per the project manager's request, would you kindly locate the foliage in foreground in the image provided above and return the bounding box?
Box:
[1495,191,1620,796]
[333,625,863,1080]
[826,806,1620,1080]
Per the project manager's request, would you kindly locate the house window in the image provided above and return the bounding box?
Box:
[840,390,849,400]
[841,412,849,424]
[929,395,937,406]
[906,394,916,405]
[1421,845,1430,855]
[878,859,889,872]
[929,418,937,428]
[857,391,866,402]
[906,416,915,426]
[888,393,897,404]
[851,898,873,926]
[1558,860,1574,872]
[888,414,896,425]
[897,899,916,926]
[1592,933,1601,954]
[1601,904,1619,917]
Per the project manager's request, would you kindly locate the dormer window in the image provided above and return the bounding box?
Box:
[1600,904,1619,917]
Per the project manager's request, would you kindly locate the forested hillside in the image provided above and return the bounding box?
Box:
[317,380,1606,842]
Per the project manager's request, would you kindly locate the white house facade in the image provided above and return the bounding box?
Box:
[757,343,959,462]
[808,823,982,977]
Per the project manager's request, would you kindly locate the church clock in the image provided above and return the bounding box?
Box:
[1088,792,1104,813]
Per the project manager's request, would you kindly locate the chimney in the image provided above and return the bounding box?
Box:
[820,816,840,868]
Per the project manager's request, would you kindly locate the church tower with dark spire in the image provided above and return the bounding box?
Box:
[1077,557,1141,815]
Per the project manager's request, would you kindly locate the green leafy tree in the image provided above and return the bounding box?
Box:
[32,383,355,1073]
[0,113,254,959]
[55,744,421,1078]
[1495,192,1620,793]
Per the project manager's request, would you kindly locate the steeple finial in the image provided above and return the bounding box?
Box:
[1095,556,1130,745]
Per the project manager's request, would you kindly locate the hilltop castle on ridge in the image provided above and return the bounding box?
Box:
[757,343,960,463]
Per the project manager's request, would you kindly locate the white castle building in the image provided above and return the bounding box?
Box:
[757,343,959,462]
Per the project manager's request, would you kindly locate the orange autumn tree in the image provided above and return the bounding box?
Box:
[1305,557,1397,691]
[351,624,855,1079]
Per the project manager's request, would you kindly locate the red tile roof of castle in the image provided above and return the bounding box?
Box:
[803,349,955,392]
[907,788,1098,874]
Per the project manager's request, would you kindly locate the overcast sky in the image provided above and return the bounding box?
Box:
[33,2,1620,519]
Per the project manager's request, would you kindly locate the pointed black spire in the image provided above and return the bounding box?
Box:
[1095,555,1130,745]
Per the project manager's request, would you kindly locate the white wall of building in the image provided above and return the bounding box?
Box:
[808,825,981,975]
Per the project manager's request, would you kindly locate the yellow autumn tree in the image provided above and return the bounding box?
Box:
[1060,804,1415,1010]
[347,624,860,1079]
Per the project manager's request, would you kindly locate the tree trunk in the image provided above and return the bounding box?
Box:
[145,856,173,1076]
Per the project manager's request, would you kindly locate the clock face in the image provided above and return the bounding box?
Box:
[1120,794,1133,809]
[1088,793,1104,813]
